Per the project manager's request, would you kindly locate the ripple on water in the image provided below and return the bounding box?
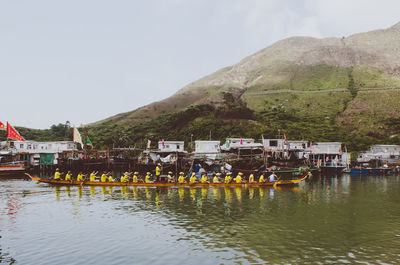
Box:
[2,177,400,264]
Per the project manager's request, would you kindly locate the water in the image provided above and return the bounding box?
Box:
[1,175,400,264]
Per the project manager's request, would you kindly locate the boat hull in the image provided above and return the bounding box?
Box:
[27,173,308,187]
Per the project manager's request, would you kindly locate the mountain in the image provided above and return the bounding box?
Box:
[83,23,400,150]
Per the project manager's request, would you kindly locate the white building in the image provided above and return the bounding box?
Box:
[195,140,220,154]
[357,145,400,164]
[0,140,77,166]
[220,138,263,152]
[158,141,185,152]
[311,142,342,154]
[263,139,285,151]
[263,139,308,151]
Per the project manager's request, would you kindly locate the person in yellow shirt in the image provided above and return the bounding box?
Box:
[249,174,255,183]
[259,174,265,183]
[132,172,139,183]
[178,172,186,184]
[54,168,61,180]
[189,173,197,184]
[235,172,243,184]
[121,172,129,183]
[90,171,98,182]
[224,172,232,184]
[64,171,72,181]
[108,174,115,182]
[201,173,209,184]
[77,172,84,182]
[145,172,152,183]
[100,172,108,183]
[155,163,162,182]
[213,173,221,184]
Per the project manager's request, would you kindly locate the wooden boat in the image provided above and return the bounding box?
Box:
[0,164,26,176]
[26,172,309,187]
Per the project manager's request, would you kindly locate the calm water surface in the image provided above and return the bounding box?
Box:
[1,175,400,264]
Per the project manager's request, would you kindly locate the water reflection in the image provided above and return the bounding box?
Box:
[2,175,400,264]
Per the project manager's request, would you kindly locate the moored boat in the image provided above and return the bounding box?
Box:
[26,172,309,187]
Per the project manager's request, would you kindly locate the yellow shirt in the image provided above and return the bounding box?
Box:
[108,176,114,182]
[133,175,139,183]
[156,166,161,176]
[201,175,208,184]
[77,174,83,182]
[259,175,265,183]
[189,175,197,184]
[121,175,128,182]
[178,176,185,183]
[213,176,219,183]
[54,172,61,180]
[90,174,96,182]
[224,176,231,184]
[65,174,71,181]
[249,174,254,183]
[101,174,108,182]
[235,175,242,184]
[145,175,151,183]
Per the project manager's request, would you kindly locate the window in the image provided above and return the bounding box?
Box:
[20,144,24,148]
[177,145,180,149]
[270,140,278,147]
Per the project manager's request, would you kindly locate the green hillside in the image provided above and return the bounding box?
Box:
[5,22,400,152]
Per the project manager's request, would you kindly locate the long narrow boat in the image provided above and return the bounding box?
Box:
[26,172,309,187]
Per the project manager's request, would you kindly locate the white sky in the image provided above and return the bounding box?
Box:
[1,0,399,129]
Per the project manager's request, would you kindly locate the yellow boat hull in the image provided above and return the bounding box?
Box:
[27,173,308,187]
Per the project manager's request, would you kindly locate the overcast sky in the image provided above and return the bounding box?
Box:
[1,0,399,129]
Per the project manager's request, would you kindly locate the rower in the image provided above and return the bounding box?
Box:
[90,171,98,182]
[155,163,162,182]
[77,172,84,182]
[249,174,255,183]
[224,172,232,184]
[200,173,209,184]
[100,172,108,183]
[213,173,221,184]
[178,172,186,184]
[235,172,243,184]
[65,171,72,181]
[54,168,61,180]
[259,174,265,183]
[121,172,129,183]
[189,173,197,184]
[108,174,115,182]
[145,172,152,183]
[268,172,278,182]
[132,172,139,183]
[167,171,174,183]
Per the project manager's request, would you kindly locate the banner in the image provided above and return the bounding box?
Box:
[147,139,151,149]
[6,122,25,141]
[73,126,83,148]
[0,121,5,130]
[225,139,231,149]
[86,137,93,147]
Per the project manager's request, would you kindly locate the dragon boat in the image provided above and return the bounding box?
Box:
[26,172,309,187]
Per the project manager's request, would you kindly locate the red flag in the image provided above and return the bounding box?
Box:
[284,133,287,143]
[0,121,5,130]
[7,122,25,141]
[339,146,342,155]
[162,139,165,147]
[240,137,243,145]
